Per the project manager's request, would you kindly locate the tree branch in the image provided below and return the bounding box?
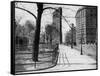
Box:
[15,7,37,19]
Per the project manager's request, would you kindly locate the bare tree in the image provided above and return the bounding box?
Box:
[32,3,43,61]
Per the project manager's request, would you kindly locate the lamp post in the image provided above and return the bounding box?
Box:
[80,28,83,55]
[71,23,74,49]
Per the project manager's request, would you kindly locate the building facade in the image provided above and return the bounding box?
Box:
[52,7,62,43]
[75,6,97,45]
[52,8,61,32]
[46,7,62,44]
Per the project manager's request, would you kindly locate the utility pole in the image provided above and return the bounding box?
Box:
[71,23,74,49]
[32,3,43,61]
[59,7,62,44]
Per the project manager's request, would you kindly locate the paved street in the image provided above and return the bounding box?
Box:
[19,44,96,74]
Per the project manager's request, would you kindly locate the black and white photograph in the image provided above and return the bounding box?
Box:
[11,1,97,75]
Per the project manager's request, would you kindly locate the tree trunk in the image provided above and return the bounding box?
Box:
[32,3,43,61]
[59,7,62,44]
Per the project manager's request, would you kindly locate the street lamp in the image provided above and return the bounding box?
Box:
[80,28,83,55]
[70,23,74,49]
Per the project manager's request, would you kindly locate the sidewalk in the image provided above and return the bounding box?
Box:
[59,44,96,64]
[73,44,96,60]
[17,44,97,74]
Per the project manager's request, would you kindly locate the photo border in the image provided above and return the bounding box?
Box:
[11,1,98,75]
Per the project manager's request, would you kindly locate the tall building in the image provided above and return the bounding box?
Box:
[47,7,62,44]
[52,7,62,43]
[75,6,97,45]
[52,8,61,32]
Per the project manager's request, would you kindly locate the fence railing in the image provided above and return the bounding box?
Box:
[15,43,59,74]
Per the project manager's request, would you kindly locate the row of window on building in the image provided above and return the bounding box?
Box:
[75,6,97,44]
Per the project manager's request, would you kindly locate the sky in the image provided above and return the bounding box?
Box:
[15,2,83,42]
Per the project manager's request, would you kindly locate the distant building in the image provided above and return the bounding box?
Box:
[65,27,76,45]
[75,6,97,45]
[46,7,61,44]
[52,8,61,32]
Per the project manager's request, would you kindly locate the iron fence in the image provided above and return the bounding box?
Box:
[15,43,59,74]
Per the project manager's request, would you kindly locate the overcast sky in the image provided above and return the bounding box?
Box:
[15,2,83,42]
